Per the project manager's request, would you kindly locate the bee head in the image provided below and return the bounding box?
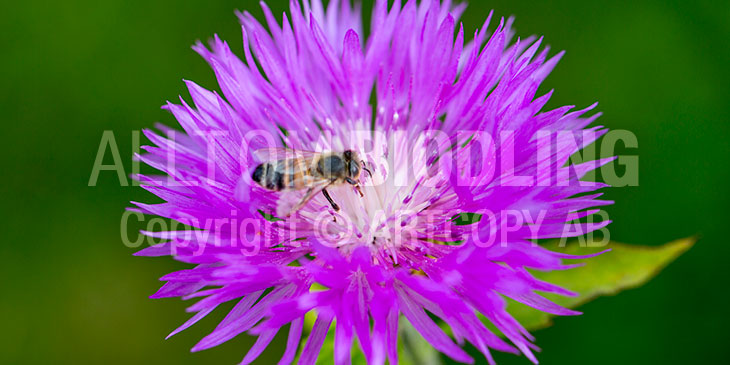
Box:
[343,150,360,179]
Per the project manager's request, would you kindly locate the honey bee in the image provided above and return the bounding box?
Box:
[251,148,370,216]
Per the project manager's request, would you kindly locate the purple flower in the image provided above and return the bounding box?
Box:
[133,0,615,363]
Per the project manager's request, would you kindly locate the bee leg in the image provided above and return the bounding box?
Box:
[321,188,340,212]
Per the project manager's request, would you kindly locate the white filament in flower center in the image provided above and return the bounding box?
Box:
[290,118,460,261]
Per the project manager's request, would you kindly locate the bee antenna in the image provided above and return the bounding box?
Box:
[361,160,372,177]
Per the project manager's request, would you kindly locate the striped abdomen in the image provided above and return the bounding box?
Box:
[251,163,283,191]
[251,159,312,191]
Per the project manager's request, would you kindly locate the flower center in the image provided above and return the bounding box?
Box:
[286,125,464,266]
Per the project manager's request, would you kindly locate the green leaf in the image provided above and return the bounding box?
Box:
[313,237,695,363]
[500,236,696,332]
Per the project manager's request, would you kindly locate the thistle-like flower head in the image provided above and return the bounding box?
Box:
[134,1,614,363]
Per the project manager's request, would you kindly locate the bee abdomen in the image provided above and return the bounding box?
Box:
[251,163,286,191]
[252,164,266,184]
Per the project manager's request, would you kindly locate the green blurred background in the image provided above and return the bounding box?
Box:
[2,0,728,363]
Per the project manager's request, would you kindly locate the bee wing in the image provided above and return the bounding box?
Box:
[276,179,333,217]
[253,148,319,163]
[268,158,311,181]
